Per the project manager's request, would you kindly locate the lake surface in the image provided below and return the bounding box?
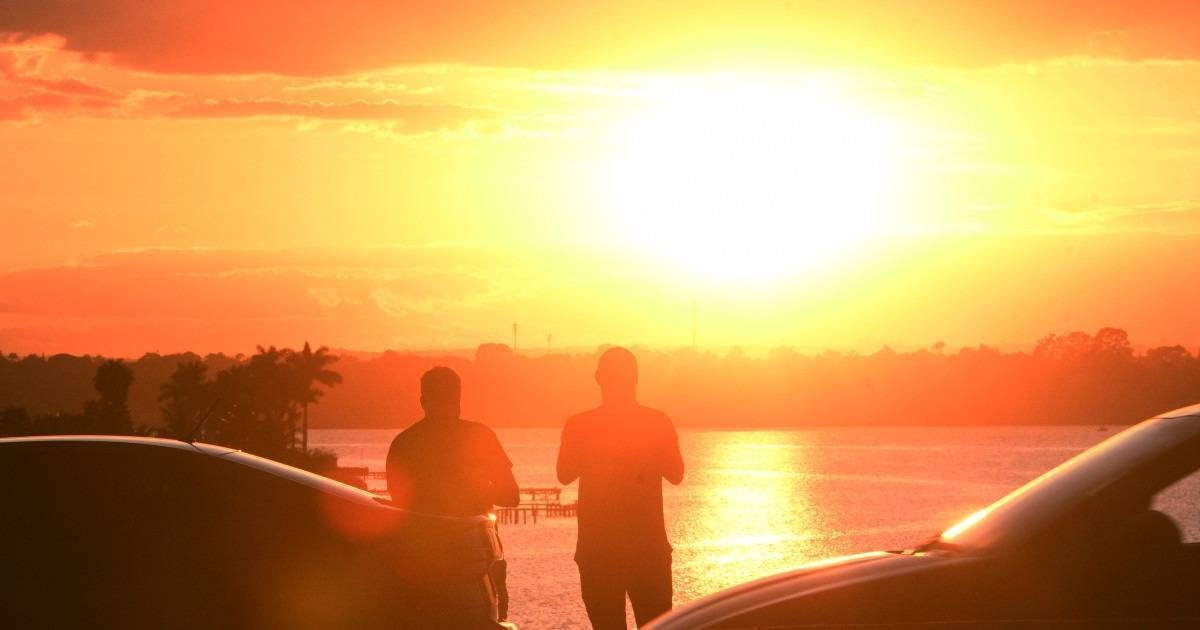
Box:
[311,426,1118,629]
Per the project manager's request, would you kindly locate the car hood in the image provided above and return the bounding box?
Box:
[646,552,972,629]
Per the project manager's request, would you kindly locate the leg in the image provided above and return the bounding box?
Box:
[492,528,510,620]
[627,553,673,628]
[490,557,509,620]
[577,560,628,630]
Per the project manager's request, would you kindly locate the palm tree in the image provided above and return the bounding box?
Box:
[288,342,342,451]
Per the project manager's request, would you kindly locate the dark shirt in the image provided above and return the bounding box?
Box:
[557,405,684,562]
[386,417,513,517]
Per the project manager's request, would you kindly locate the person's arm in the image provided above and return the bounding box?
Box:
[385,434,412,507]
[660,415,684,485]
[556,417,580,485]
[491,465,520,508]
[484,429,520,508]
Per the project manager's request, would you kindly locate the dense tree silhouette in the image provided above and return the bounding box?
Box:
[0,405,34,436]
[0,346,343,471]
[153,345,343,468]
[2,329,1199,435]
[85,359,134,434]
[0,359,133,436]
[93,359,133,406]
[158,360,212,439]
[201,347,296,459]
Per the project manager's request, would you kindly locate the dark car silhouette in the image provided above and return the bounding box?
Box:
[648,404,1200,629]
[0,436,510,630]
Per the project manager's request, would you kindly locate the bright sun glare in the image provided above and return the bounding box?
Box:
[601,78,901,284]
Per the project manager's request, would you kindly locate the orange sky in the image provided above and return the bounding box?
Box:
[2,2,1200,356]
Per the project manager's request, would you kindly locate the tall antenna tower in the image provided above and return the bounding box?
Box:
[512,322,519,353]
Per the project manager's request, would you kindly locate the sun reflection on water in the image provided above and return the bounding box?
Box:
[671,432,828,601]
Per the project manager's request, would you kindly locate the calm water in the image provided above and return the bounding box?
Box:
[311,426,1117,629]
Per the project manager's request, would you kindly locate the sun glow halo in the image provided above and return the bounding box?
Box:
[600,79,901,284]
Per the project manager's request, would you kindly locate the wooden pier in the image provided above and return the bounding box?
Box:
[495,487,577,524]
[334,470,576,525]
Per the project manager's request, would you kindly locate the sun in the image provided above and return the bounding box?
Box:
[598,77,901,285]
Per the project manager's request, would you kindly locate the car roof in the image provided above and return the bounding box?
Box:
[0,435,383,508]
[0,434,236,455]
[1156,402,1200,420]
[942,408,1200,551]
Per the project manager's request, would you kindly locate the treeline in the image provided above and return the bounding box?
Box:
[2,328,1199,430]
[0,343,341,469]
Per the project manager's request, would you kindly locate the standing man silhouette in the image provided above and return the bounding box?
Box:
[387,366,519,621]
[557,347,685,629]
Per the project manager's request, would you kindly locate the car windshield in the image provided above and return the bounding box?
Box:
[937,414,1200,552]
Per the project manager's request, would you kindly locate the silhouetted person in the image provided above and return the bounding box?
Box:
[387,366,519,619]
[557,347,685,629]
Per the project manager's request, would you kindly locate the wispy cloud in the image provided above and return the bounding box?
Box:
[0,33,122,120]
[1037,200,1200,233]
[164,97,503,135]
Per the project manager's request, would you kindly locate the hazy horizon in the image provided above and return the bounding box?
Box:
[6,327,1198,431]
[4,327,1199,363]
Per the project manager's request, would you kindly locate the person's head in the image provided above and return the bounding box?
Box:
[420,366,461,420]
[595,346,638,404]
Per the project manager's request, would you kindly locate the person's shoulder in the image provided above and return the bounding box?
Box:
[637,405,673,425]
[457,420,510,461]
[638,406,677,437]
[391,421,416,440]
[569,407,601,420]
[460,419,510,449]
[562,407,602,436]
[458,418,499,437]
[388,420,424,452]
[566,407,603,425]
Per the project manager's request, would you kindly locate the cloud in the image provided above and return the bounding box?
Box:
[0,245,661,356]
[0,32,530,135]
[4,1,1200,77]
[369,287,437,318]
[0,91,71,119]
[306,287,346,309]
[0,246,511,328]
[166,97,501,130]
[1036,200,1200,233]
[0,33,121,119]
[0,41,117,97]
